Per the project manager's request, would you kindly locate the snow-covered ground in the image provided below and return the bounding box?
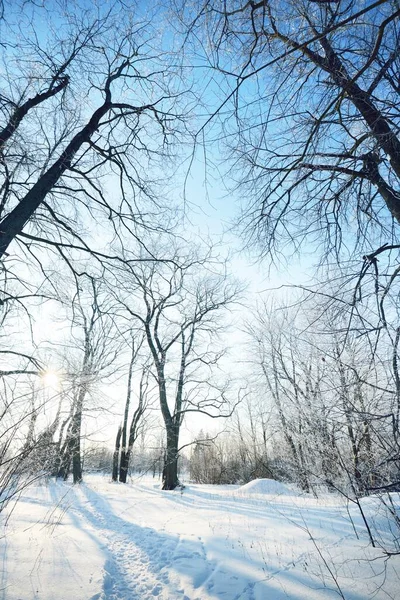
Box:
[0,475,399,599]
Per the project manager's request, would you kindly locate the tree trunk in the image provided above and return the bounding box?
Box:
[59,446,72,481]
[119,448,130,483]
[72,445,82,483]
[57,420,74,480]
[69,387,85,484]
[112,426,122,482]
[162,427,179,490]
[71,410,83,484]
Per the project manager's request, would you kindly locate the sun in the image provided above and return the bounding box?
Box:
[41,370,60,389]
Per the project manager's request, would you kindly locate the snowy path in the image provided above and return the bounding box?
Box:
[68,483,251,600]
[70,484,187,600]
[1,475,399,599]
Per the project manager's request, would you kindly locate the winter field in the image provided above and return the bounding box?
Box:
[0,476,399,600]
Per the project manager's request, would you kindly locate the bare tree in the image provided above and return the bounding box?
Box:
[112,332,154,483]
[245,295,400,495]
[190,431,242,484]
[178,0,400,259]
[0,1,186,268]
[57,273,121,483]
[115,249,241,489]
[0,371,65,512]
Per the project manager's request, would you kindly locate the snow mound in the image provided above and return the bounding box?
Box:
[235,478,294,496]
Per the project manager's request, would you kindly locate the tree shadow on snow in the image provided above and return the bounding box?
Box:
[134,483,362,546]
[60,482,370,600]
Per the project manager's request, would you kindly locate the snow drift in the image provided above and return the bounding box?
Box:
[235,478,295,496]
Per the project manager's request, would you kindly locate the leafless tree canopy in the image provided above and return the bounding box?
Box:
[178,0,400,259]
[0,1,186,265]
